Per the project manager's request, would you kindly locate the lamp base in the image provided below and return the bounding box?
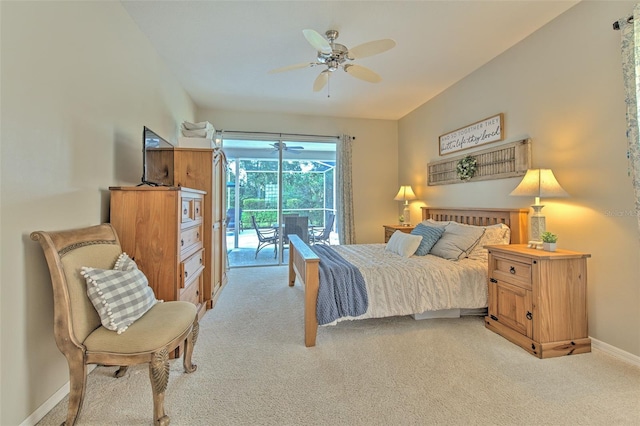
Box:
[530,204,546,242]
[403,206,411,226]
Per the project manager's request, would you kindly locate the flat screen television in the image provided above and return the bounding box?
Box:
[141,126,174,186]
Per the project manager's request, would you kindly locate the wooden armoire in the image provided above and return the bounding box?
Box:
[111,147,227,313]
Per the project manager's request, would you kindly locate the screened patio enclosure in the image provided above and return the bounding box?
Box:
[221,134,338,267]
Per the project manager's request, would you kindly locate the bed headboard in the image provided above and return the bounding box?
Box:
[420,207,529,244]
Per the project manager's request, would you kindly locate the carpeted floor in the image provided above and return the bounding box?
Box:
[38,266,640,425]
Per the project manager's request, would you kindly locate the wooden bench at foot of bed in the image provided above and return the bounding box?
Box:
[288,207,529,347]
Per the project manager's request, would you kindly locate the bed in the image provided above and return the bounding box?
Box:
[288,207,529,347]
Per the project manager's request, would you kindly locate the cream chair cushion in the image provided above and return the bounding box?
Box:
[84,301,196,353]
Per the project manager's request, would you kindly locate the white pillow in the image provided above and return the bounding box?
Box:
[430,222,486,260]
[468,223,511,262]
[385,231,422,258]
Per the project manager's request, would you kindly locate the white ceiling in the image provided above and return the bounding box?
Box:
[121,1,579,121]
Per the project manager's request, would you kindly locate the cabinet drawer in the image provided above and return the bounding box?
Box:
[181,196,203,224]
[180,223,203,255]
[384,228,395,242]
[491,255,531,289]
[181,198,193,223]
[193,198,202,221]
[180,249,205,288]
[180,273,202,306]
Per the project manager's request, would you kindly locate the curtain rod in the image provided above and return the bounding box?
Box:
[218,130,340,139]
[613,15,633,30]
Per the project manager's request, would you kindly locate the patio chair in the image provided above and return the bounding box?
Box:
[310,213,335,245]
[251,215,278,258]
[30,223,198,426]
[284,215,309,245]
[226,208,243,232]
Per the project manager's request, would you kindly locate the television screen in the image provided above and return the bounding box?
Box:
[142,126,174,186]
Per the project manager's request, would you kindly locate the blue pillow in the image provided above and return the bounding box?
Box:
[411,223,445,256]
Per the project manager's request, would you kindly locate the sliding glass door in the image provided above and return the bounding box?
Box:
[222,134,337,268]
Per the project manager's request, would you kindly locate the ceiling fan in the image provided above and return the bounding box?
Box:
[271,142,304,153]
[268,29,396,93]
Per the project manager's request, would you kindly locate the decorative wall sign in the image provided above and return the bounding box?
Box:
[439,113,504,155]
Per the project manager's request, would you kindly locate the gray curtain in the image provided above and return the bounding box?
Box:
[619,6,640,234]
[337,134,355,244]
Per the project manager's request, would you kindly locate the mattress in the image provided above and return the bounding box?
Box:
[325,243,488,324]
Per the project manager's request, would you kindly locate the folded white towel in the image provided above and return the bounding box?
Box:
[181,128,215,139]
[182,121,213,131]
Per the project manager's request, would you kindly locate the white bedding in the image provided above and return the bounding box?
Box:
[326,243,488,324]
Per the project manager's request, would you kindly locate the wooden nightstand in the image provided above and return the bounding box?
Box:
[484,244,591,358]
[383,224,416,242]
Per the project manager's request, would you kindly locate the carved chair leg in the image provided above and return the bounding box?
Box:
[149,348,170,426]
[65,352,87,426]
[183,319,199,373]
[114,366,128,378]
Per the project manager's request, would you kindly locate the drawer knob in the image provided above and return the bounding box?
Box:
[509,266,516,274]
[183,208,188,215]
[526,311,533,320]
[197,232,200,239]
[181,239,184,247]
[184,271,188,279]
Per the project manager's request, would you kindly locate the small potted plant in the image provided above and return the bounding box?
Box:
[541,231,558,252]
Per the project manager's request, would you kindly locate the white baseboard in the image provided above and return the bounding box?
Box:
[19,365,96,426]
[19,382,69,426]
[591,337,640,368]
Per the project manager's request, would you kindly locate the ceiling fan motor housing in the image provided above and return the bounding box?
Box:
[317,43,349,71]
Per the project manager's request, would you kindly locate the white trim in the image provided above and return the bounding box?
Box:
[19,382,69,426]
[19,365,96,426]
[591,337,640,368]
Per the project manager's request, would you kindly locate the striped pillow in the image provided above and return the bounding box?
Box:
[410,223,445,256]
[82,253,157,334]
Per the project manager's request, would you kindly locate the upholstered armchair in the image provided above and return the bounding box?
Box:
[30,224,198,426]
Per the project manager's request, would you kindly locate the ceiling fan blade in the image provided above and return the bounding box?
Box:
[344,64,382,83]
[348,39,396,59]
[268,62,313,74]
[303,29,332,54]
[313,70,329,92]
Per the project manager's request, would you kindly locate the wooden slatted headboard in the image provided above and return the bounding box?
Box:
[420,207,529,244]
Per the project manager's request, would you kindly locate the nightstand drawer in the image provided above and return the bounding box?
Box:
[383,224,415,243]
[491,255,531,289]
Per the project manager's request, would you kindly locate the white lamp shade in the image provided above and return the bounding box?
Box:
[394,185,417,202]
[510,169,568,199]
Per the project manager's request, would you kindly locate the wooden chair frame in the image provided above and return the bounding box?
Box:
[31,224,198,426]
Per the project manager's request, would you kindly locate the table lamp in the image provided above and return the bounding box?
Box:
[509,169,568,243]
[394,185,417,225]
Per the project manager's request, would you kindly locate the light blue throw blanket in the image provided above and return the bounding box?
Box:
[311,245,368,325]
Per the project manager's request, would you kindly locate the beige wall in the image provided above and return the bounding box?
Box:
[399,0,640,356]
[197,108,399,243]
[0,2,195,424]
[4,0,639,424]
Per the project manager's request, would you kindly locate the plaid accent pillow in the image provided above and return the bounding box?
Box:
[113,252,138,271]
[82,253,158,334]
